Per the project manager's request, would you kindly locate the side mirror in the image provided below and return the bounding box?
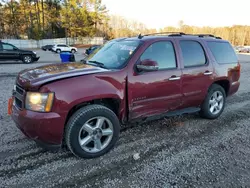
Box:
[13,47,18,50]
[136,59,159,72]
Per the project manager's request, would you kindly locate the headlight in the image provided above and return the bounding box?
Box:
[33,51,37,54]
[25,92,54,112]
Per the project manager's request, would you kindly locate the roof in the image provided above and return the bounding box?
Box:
[112,32,228,43]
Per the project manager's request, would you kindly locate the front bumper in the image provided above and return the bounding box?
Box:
[33,56,40,61]
[11,104,65,147]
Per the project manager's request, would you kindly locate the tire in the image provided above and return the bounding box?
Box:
[56,49,61,53]
[22,55,33,64]
[71,49,76,53]
[200,84,226,119]
[65,104,120,158]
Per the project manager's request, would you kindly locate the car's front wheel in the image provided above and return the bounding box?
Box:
[65,105,120,158]
[71,49,76,53]
[22,55,33,64]
[200,84,226,119]
[56,49,61,53]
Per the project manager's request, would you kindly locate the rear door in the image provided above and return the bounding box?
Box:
[176,39,214,108]
[61,44,69,52]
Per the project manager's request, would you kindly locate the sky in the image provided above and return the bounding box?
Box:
[102,0,250,29]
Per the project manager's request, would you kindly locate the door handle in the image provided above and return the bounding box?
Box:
[204,71,213,75]
[168,76,181,81]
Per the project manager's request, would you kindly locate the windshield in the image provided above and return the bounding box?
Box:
[86,40,141,69]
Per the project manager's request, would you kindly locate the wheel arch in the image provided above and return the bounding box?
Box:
[211,79,230,96]
[65,98,121,127]
[62,98,121,146]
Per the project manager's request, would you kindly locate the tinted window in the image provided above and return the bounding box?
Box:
[180,41,206,67]
[140,41,176,69]
[207,41,238,64]
[58,45,67,47]
[2,44,14,50]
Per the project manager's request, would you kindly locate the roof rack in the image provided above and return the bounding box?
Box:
[137,32,185,39]
[144,32,186,36]
[137,32,222,39]
[191,34,222,39]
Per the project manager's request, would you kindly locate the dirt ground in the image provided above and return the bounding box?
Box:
[0,61,250,188]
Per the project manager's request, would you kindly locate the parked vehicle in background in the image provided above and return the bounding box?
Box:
[41,44,54,51]
[0,41,40,63]
[52,44,77,53]
[85,45,101,55]
[239,47,250,53]
[9,32,240,158]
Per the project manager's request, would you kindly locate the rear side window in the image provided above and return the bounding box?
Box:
[180,41,206,67]
[207,41,238,64]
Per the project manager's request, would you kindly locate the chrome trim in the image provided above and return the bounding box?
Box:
[168,76,181,81]
[204,71,213,75]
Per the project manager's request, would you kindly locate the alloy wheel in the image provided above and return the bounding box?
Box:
[209,91,224,115]
[78,116,114,153]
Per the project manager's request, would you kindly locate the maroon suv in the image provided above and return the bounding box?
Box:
[9,32,241,158]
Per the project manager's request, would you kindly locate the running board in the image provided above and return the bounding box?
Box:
[132,107,201,125]
[165,107,201,117]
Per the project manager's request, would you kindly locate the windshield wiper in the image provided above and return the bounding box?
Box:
[87,60,107,69]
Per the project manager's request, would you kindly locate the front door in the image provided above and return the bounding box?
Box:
[128,40,183,120]
[176,39,214,108]
[1,43,20,60]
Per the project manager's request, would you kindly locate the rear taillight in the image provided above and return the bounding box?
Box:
[232,62,241,81]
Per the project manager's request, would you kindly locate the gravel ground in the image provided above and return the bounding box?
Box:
[1,62,250,188]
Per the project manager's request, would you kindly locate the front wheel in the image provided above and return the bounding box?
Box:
[71,49,76,53]
[22,55,33,64]
[200,84,226,119]
[56,49,61,53]
[65,105,120,158]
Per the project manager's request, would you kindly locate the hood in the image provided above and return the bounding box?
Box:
[17,62,110,90]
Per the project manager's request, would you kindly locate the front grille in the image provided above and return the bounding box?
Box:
[13,84,26,109]
[16,85,24,95]
[15,98,22,109]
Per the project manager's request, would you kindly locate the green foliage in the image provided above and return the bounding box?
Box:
[0,3,249,45]
[0,0,110,40]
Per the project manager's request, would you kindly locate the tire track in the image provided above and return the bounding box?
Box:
[0,152,73,179]
[2,93,250,185]
[50,101,250,187]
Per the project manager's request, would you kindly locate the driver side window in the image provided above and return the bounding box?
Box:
[2,44,14,50]
[140,41,177,69]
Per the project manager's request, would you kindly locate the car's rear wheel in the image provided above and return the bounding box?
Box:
[56,49,61,53]
[200,84,226,119]
[71,49,76,53]
[65,104,120,158]
[22,55,33,64]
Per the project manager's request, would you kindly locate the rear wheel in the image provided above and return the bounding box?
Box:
[22,55,33,64]
[71,49,76,53]
[200,84,226,119]
[65,104,120,158]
